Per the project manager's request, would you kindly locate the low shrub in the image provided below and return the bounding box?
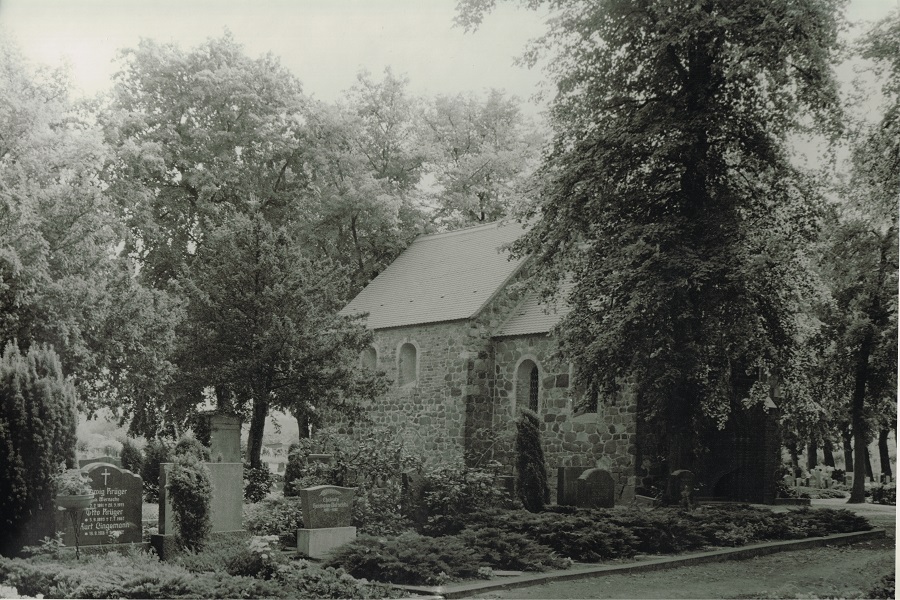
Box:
[870,484,896,505]
[282,442,307,497]
[352,484,411,536]
[325,532,482,585]
[173,433,210,462]
[458,526,570,571]
[0,549,393,599]
[283,430,422,535]
[243,466,273,503]
[275,560,402,599]
[420,464,516,535]
[120,438,143,475]
[141,438,170,503]
[243,495,305,546]
[167,454,212,551]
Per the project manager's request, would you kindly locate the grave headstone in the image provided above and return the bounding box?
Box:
[668,469,695,508]
[152,415,245,559]
[401,470,427,524]
[79,456,122,468]
[557,466,589,506]
[575,468,615,508]
[59,463,142,546]
[207,414,241,463]
[299,485,355,528]
[297,485,357,559]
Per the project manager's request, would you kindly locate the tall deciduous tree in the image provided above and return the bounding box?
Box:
[826,9,899,502]
[104,31,308,286]
[179,211,386,468]
[420,90,544,228]
[459,0,844,479]
[0,39,180,425]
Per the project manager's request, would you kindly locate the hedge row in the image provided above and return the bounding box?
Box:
[326,505,873,585]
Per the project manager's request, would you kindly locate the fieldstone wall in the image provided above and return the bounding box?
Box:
[368,320,491,464]
[492,334,637,503]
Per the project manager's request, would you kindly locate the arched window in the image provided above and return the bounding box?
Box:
[397,343,417,386]
[515,358,540,413]
[529,365,540,412]
[360,347,377,370]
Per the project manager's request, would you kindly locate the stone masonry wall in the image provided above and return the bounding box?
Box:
[368,320,491,464]
[492,335,637,503]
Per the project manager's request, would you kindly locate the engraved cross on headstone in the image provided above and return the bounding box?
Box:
[101,469,111,486]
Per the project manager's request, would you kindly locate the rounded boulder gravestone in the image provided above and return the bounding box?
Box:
[575,468,616,508]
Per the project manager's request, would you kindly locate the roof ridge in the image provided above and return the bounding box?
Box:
[414,219,524,242]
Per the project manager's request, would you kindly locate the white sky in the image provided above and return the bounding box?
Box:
[0,0,549,110]
[1,0,895,117]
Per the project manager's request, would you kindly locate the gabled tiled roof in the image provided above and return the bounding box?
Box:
[493,280,573,337]
[340,221,530,330]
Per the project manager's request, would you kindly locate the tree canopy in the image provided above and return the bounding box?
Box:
[461,0,846,475]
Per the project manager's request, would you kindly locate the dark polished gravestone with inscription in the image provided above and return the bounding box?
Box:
[298,485,355,529]
[297,485,357,558]
[58,463,142,546]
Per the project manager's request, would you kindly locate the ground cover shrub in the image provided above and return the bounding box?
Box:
[809,487,849,499]
[781,507,871,537]
[120,438,143,475]
[465,508,641,561]
[515,409,549,512]
[141,438,171,502]
[0,550,392,599]
[325,532,482,585]
[243,466,273,502]
[870,483,895,505]
[243,495,305,545]
[275,560,403,599]
[0,343,78,556]
[167,453,212,550]
[458,526,570,571]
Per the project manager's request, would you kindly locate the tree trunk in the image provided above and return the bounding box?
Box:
[247,396,269,470]
[842,429,853,472]
[848,338,872,503]
[806,440,818,471]
[878,429,892,478]
[295,411,310,440]
[823,438,835,468]
[865,447,874,481]
[787,439,800,477]
[848,229,891,502]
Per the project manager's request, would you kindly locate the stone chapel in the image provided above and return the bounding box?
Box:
[341,220,779,505]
